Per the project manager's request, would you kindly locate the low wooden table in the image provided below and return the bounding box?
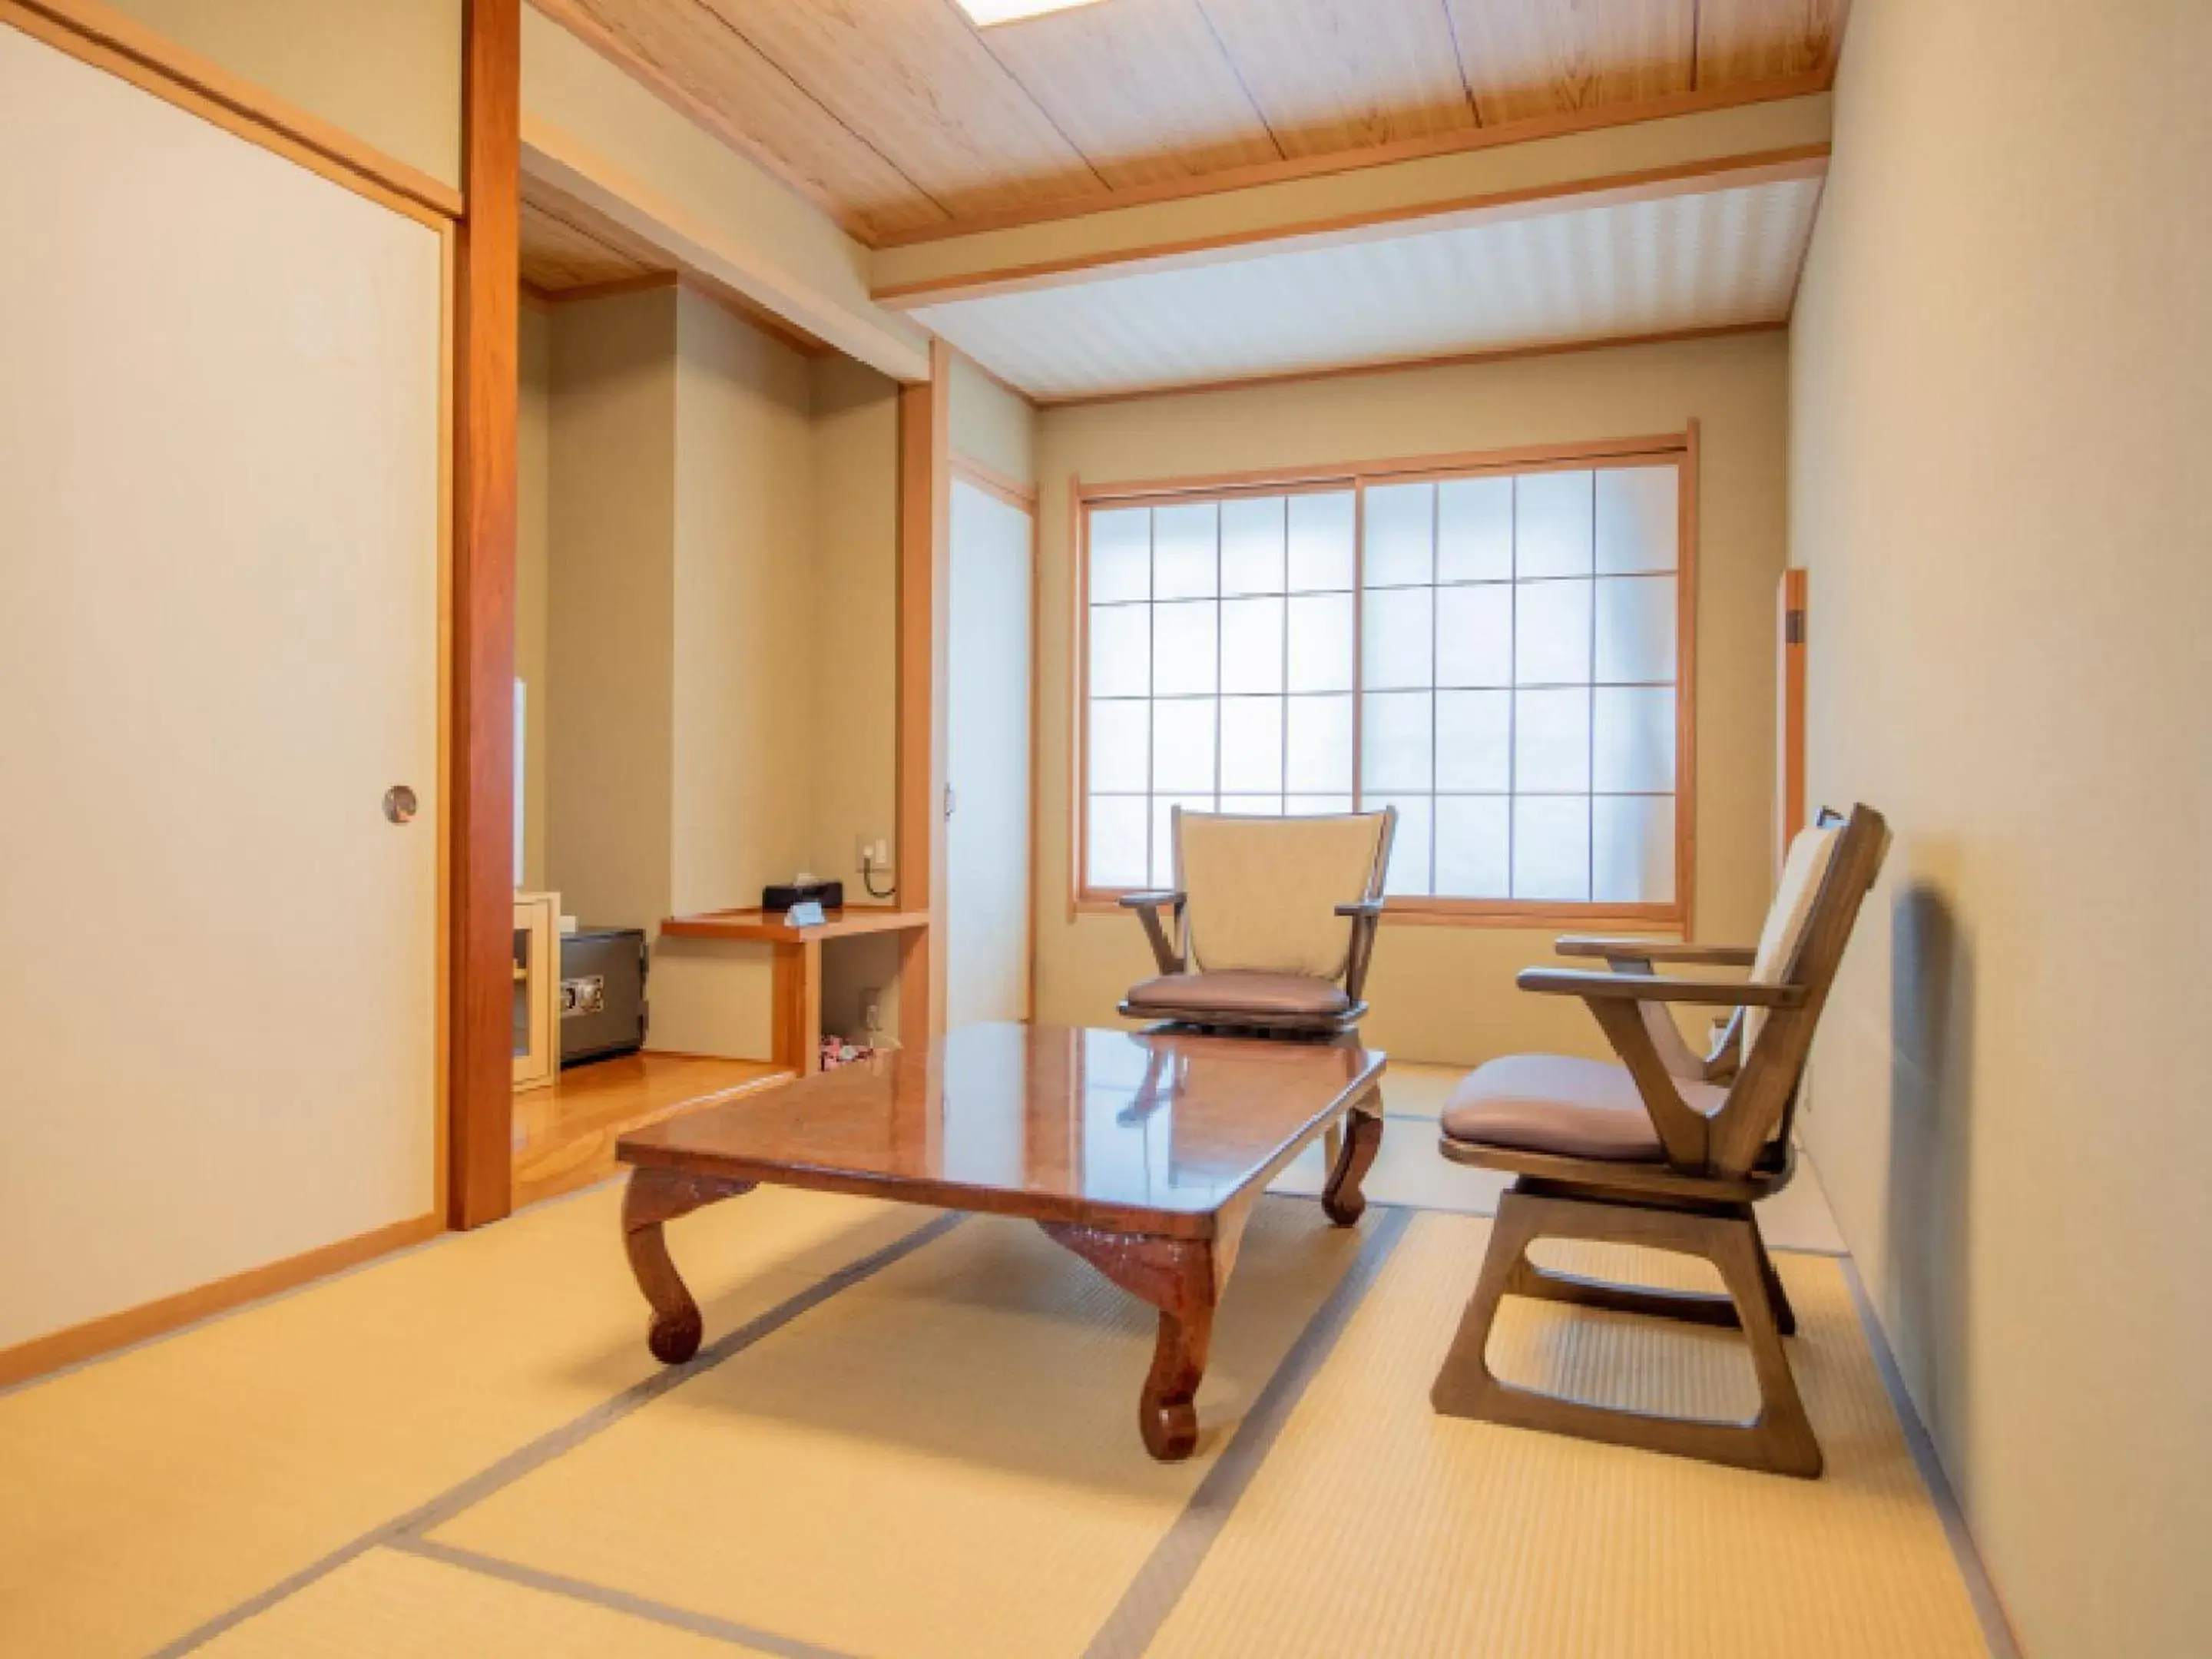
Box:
[616,1022,1386,1460]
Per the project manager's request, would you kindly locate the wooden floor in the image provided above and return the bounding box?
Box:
[512,1052,792,1211]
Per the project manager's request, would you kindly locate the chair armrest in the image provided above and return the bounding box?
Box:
[1118,889,1185,911]
[1517,969,1806,1008]
[1118,891,1186,975]
[1333,900,1386,918]
[1333,899,1388,1001]
[1554,936,1757,968]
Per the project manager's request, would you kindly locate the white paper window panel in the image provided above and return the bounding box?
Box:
[1221,496,1286,595]
[1219,794,1284,816]
[1153,501,1219,600]
[1594,687,1677,793]
[1515,687,1591,793]
[1152,600,1217,696]
[1369,796,1432,896]
[1286,693,1354,792]
[1089,698,1149,792]
[1362,690,1432,793]
[1088,796,1149,888]
[1515,796,1591,901]
[1219,695,1284,793]
[1595,466,1678,574]
[1286,793,1355,815]
[1287,492,1356,591]
[1439,476,1514,582]
[1515,578,1593,684]
[1435,690,1511,791]
[1286,592,1354,691]
[1220,596,1285,694]
[1515,469,1594,578]
[1435,796,1512,898]
[1152,794,1214,886]
[1364,482,1433,588]
[1091,508,1151,603]
[1594,575,1677,682]
[1435,584,1512,687]
[1089,603,1150,697]
[1361,587,1434,690]
[1594,796,1675,902]
[1151,698,1216,791]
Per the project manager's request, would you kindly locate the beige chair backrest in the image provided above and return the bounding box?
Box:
[1177,810,1391,979]
[1741,816,1846,1056]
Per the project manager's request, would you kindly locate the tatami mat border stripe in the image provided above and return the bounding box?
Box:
[388,1535,853,1657]
[1346,1194,1849,1257]
[1842,1258,2022,1659]
[1084,1207,1414,1659]
[150,1211,968,1657]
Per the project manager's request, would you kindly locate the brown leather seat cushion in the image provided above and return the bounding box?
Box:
[1124,971,1351,1020]
[1441,1055,1726,1162]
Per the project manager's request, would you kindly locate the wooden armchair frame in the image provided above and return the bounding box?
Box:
[1431,805,1889,1477]
[1116,806,1396,1038]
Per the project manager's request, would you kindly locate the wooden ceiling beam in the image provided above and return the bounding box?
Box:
[872,94,1832,310]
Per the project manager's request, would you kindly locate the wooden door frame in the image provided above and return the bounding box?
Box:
[896,339,953,1047]
[448,0,522,1228]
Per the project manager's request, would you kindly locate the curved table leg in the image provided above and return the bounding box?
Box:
[621,1167,754,1364]
[1042,1223,1220,1461]
[1320,1096,1384,1227]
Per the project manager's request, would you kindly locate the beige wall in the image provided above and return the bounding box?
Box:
[810,354,907,1043]
[1032,333,1790,1067]
[535,288,904,1058]
[948,353,1038,488]
[103,0,461,187]
[545,285,678,935]
[669,286,816,916]
[517,302,552,892]
[1789,2,2212,1653]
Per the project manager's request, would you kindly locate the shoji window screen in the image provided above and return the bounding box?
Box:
[1076,441,1694,926]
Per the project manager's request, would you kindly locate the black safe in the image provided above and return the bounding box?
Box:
[558,927,648,1066]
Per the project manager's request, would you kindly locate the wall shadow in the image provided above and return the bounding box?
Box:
[1884,879,1977,1461]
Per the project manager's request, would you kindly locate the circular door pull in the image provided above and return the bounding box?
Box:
[383,785,419,825]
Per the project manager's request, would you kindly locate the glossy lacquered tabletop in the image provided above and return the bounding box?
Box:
[618,1022,1386,1235]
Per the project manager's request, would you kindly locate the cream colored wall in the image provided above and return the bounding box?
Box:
[949,353,1038,488]
[810,354,906,1044]
[540,290,904,1060]
[522,7,926,382]
[517,303,552,892]
[669,286,816,915]
[545,285,677,935]
[102,0,461,187]
[1034,333,1790,1067]
[1788,2,2212,1653]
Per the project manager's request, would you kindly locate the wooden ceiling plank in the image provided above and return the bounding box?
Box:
[1445,0,1694,127]
[972,0,1281,188]
[530,0,949,241]
[518,197,660,289]
[1190,0,1476,156]
[1696,0,1849,86]
[690,0,1112,217]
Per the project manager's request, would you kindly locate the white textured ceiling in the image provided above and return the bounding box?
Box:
[911,176,1823,401]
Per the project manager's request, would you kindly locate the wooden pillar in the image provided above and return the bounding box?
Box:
[449,0,521,1229]
[896,339,952,1047]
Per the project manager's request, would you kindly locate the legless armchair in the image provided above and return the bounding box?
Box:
[1119,807,1396,1039]
[1430,805,1888,1477]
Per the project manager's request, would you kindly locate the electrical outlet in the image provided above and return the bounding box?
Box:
[859,987,885,1036]
[856,834,893,873]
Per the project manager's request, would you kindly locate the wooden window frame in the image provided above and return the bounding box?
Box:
[1068,428,1699,933]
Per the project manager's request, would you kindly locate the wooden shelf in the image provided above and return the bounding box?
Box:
[660,906,930,944]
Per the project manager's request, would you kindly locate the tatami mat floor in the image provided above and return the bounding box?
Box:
[3,1064,1995,1657]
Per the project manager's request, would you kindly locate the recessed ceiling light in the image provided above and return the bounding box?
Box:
[954,0,1108,25]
